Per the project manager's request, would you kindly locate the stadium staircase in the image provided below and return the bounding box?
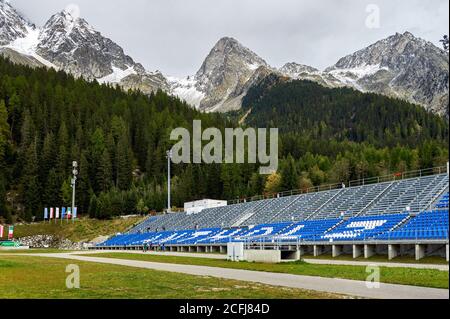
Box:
[304,188,345,220]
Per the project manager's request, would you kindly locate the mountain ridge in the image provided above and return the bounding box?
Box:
[1,2,448,116]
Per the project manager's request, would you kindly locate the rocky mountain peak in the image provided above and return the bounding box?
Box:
[324,31,448,115]
[279,62,319,78]
[195,37,268,84]
[185,37,270,112]
[0,0,34,45]
[35,8,143,80]
[327,31,445,72]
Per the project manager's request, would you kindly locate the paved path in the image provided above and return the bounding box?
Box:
[26,252,449,299]
[81,250,449,271]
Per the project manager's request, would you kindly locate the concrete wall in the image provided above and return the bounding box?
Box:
[244,249,281,263]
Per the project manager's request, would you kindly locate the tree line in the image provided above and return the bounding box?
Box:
[0,57,448,222]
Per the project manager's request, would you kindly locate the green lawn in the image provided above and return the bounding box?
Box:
[0,256,345,299]
[306,254,449,265]
[84,252,449,289]
[12,217,145,242]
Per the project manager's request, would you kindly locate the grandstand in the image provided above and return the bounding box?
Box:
[96,168,449,262]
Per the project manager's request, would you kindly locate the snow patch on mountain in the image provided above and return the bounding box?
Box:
[168,76,205,109]
[4,26,56,68]
[327,63,389,89]
[98,66,137,84]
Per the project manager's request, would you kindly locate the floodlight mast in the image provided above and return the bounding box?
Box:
[71,161,78,223]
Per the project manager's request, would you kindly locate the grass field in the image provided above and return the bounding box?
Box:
[12,217,145,242]
[84,252,449,289]
[307,254,449,265]
[0,255,346,299]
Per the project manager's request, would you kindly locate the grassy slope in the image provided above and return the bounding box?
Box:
[0,256,345,299]
[12,217,145,242]
[85,253,449,289]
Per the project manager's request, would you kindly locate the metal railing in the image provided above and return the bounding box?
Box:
[228,165,448,205]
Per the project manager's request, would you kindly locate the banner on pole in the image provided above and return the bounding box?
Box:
[50,207,54,219]
[67,207,72,219]
[44,207,48,220]
[73,207,77,220]
[8,226,14,240]
[55,207,60,219]
[0,225,4,238]
[62,207,66,219]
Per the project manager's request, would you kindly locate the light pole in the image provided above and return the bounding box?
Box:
[71,161,78,223]
[166,150,173,214]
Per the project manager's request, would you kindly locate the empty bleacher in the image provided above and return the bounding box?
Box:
[107,172,448,249]
[377,210,449,241]
[321,213,409,241]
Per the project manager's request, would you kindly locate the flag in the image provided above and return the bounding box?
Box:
[67,207,72,219]
[50,207,54,219]
[73,207,77,220]
[55,207,60,219]
[44,208,48,220]
[0,225,4,238]
[61,207,66,219]
[8,226,14,240]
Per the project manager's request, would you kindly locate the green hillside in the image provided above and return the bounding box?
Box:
[11,216,145,242]
[0,57,448,223]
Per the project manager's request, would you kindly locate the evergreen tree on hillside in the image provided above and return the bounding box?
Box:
[281,155,299,191]
[0,56,447,220]
[22,140,41,220]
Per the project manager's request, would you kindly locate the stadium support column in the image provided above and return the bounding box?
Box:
[332,245,343,257]
[364,244,376,258]
[388,244,399,260]
[353,245,363,259]
[313,245,323,257]
[415,244,426,261]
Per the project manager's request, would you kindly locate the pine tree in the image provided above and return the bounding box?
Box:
[97,149,112,193]
[281,155,299,191]
[116,135,133,190]
[23,139,41,220]
[0,100,10,161]
[44,169,61,208]
[77,151,91,214]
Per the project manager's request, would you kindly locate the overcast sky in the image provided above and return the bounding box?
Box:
[10,0,449,77]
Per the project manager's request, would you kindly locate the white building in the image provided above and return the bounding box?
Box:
[184,199,227,215]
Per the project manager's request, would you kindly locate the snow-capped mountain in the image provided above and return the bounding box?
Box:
[324,32,449,115]
[277,62,344,89]
[275,32,449,116]
[0,3,168,94]
[279,62,318,77]
[36,10,140,80]
[0,0,33,45]
[1,1,448,115]
[170,37,273,112]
